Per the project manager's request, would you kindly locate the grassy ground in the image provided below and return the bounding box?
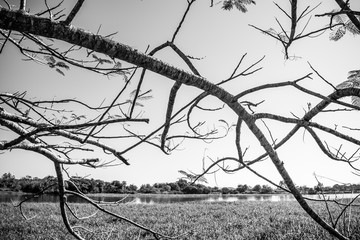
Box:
[1,200,360,239]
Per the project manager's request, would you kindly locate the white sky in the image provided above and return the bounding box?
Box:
[1,0,360,188]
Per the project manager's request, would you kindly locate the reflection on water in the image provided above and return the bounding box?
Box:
[205,194,297,202]
[0,192,358,204]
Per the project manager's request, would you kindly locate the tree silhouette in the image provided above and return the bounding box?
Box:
[1,0,360,239]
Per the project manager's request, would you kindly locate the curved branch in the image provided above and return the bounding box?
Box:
[54,162,84,240]
[64,190,186,239]
[305,126,358,166]
[0,113,130,165]
[161,81,182,150]
[82,68,138,143]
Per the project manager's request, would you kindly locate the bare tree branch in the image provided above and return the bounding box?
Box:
[62,0,85,25]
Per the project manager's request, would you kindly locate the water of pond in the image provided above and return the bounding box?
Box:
[0,192,358,204]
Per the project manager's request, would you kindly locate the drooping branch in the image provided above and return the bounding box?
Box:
[54,162,84,240]
[128,0,197,118]
[161,81,182,150]
[234,117,288,191]
[126,0,202,150]
[305,126,359,167]
[0,99,144,165]
[64,189,185,239]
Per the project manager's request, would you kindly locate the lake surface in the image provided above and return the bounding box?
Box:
[0,192,358,204]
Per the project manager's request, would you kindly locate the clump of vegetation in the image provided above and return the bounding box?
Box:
[1,201,359,239]
[3,173,359,196]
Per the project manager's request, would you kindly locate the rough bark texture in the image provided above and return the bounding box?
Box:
[0,8,224,100]
[54,162,84,240]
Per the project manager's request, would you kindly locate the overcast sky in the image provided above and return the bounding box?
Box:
[1,0,360,188]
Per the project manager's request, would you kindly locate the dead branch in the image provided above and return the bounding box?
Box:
[62,0,85,25]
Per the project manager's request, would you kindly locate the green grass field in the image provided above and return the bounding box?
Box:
[1,200,359,239]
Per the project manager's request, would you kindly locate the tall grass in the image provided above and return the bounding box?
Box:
[1,201,359,239]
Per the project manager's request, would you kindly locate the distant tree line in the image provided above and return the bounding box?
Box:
[0,172,359,195]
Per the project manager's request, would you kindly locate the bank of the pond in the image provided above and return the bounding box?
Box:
[1,191,359,204]
[1,201,359,239]
[0,191,296,203]
[86,192,299,204]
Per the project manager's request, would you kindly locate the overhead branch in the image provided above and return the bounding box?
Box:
[161,81,182,150]
[234,118,289,192]
[334,0,360,31]
[19,0,26,12]
[251,1,330,59]
[0,7,352,239]
[171,0,196,42]
[160,42,202,149]
[305,126,359,166]
[0,8,236,105]
[82,68,138,143]
[62,0,85,25]
[288,0,297,44]
[128,42,169,118]
[250,87,360,173]
[0,109,132,165]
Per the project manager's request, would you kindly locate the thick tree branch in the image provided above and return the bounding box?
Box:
[19,0,26,12]
[334,0,360,31]
[161,81,182,150]
[0,8,221,98]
